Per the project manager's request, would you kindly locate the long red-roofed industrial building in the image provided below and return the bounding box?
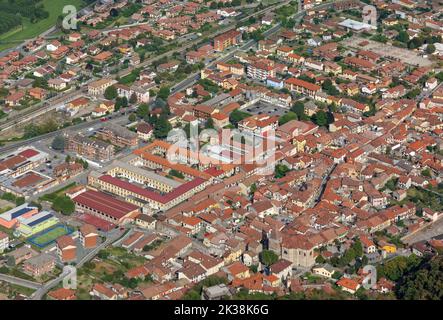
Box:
[72,189,140,225]
[88,173,209,211]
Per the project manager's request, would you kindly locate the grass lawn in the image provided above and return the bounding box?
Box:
[0,0,86,51]
[99,247,146,270]
[93,261,119,275]
[0,225,14,237]
[39,182,77,202]
[9,284,36,297]
[0,206,13,214]
[262,0,281,4]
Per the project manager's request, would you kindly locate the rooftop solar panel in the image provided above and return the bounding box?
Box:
[11,207,33,219]
[28,213,53,227]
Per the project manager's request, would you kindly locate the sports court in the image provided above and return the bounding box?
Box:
[27,225,74,248]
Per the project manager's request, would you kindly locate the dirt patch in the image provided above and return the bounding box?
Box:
[0,110,69,140]
[341,36,433,67]
[94,261,118,274]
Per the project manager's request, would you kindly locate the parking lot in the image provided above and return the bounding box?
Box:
[342,36,432,67]
[403,217,443,244]
[243,101,290,117]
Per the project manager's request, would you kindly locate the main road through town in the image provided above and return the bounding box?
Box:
[0,0,350,155]
[0,0,293,134]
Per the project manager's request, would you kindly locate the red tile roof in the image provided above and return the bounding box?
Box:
[73,189,138,219]
[18,149,39,158]
[285,77,321,91]
[99,175,206,204]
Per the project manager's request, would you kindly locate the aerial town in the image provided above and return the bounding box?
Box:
[0,0,442,302]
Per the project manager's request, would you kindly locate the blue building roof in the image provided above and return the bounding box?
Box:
[11,207,34,219]
[27,213,54,227]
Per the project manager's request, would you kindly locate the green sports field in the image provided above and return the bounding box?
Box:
[28,225,74,248]
[0,0,86,52]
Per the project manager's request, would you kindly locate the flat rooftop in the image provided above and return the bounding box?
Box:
[339,19,377,31]
[0,204,37,222]
[242,100,290,117]
[107,160,182,189]
[18,211,58,227]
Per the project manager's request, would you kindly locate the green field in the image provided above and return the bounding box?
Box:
[33,228,66,245]
[0,0,86,51]
[28,225,73,248]
[39,182,77,203]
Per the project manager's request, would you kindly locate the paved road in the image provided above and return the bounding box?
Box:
[78,229,124,268]
[30,229,125,300]
[30,267,72,300]
[0,1,290,136]
[0,104,137,154]
[0,1,292,150]
[0,273,42,290]
[0,90,84,132]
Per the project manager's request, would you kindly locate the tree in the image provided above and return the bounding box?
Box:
[326,111,335,125]
[15,197,25,206]
[182,275,228,300]
[278,111,298,126]
[385,178,398,191]
[377,255,421,282]
[298,74,315,83]
[104,85,117,100]
[406,88,421,99]
[408,37,424,49]
[169,169,184,179]
[421,168,432,177]
[260,250,279,266]
[153,114,172,139]
[205,117,214,129]
[229,109,251,127]
[291,101,305,119]
[157,86,170,100]
[396,30,409,43]
[322,79,339,96]
[75,158,89,169]
[426,44,436,54]
[129,93,138,104]
[110,8,119,17]
[338,248,356,267]
[352,240,363,258]
[52,196,75,215]
[128,113,137,122]
[331,271,342,280]
[249,264,258,273]
[396,256,443,300]
[137,103,150,119]
[312,110,328,127]
[315,255,326,264]
[97,250,110,259]
[274,164,290,179]
[115,97,128,111]
[51,135,65,151]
